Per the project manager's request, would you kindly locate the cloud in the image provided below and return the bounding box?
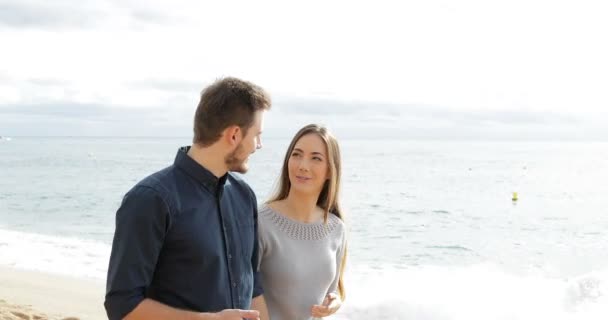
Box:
[0,101,191,121]
[0,94,601,140]
[0,101,193,136]
[0,0,175,30]
[1,102,113,119]
[273,97,579,126]
[0,113,190,137]
[0,72,11,84]
[259,96,601,140]
[27,77,71,86]
[0,1,102,29]
[110,0,191,24]
[128,79,205,93]
[127,7,171,25]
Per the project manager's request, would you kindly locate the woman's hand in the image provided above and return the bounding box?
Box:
[311,292,342,318]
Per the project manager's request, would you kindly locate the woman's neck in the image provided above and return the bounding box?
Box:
[275,192,323,223]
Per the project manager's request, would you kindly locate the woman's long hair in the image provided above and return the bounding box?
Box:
[267,124,348,300]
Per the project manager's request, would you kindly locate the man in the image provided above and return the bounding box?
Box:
[104,77,271,320]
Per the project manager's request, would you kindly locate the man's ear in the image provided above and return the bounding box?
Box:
[223,125,242,146]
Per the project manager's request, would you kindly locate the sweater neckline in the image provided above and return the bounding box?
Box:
[263,204,325,226]
[260,204,340,241]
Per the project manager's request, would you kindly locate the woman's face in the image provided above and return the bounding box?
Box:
[288,133,329,196]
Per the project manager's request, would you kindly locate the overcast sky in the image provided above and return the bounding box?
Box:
[1,0,607,139]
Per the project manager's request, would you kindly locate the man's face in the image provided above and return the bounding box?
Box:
[225,111,264,173]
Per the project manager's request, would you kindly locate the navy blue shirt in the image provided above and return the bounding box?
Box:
[104,146,262,320]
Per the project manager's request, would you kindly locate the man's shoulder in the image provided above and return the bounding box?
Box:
[126,165,179,205]
[136,165,176,188]
[226,172,255,195]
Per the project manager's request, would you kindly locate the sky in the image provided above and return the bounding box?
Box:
[1,0,607,139]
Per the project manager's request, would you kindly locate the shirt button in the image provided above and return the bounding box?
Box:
[227,254,232,259]
[232,282,237,287]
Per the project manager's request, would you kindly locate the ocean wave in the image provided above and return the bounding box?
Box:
[1,229,606,319]
[333,265,608,320]
[0,228,109,280]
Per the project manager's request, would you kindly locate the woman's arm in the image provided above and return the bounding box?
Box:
[311,292,341,318]
[252,207,269,320]
[251,295,270,320]
[311,222,347,318]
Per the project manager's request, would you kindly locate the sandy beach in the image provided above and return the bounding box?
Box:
[0,267,105,320]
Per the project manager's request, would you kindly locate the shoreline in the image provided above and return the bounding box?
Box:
[0,266,106,320]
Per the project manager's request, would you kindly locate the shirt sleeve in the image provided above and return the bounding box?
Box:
[252,202,264,297]
[327,223,346,295]
[104,186,171,320]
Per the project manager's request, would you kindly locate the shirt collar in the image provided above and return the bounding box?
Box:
[174,146,228,195]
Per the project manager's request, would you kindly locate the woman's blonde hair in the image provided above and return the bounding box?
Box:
[268,124,347,300]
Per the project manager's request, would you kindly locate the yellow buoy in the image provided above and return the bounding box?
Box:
[512,192,518,201]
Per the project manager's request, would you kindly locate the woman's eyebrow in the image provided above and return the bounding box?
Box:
[293,148,325,156]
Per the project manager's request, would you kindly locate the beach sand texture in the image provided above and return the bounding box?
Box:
[0,299,79,320]
[0,267,105,320]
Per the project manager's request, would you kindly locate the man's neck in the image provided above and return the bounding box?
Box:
[187,144,228,178]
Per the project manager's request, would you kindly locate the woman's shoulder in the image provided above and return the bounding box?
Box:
[327,212,346,236]
[327,212,344,225]
[258,201,293,224]
[257,202,271,213]
[257,203,274,223]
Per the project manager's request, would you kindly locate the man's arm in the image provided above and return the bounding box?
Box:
[249,191,267,320]
[250,190,265,300]
[125,299,260,320]
[105,187,261,320]
[104,186,171,319]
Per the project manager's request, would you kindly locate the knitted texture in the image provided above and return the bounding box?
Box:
[260,206,341,241]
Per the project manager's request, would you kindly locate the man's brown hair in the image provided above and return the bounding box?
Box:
[193,77,271,146]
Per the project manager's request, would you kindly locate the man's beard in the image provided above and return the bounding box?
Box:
[225,143,249,173]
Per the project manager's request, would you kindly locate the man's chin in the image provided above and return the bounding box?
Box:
[229,163,249,174]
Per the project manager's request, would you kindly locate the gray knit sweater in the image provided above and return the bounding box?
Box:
[257,204,346,320]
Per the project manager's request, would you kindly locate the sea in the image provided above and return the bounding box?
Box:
[1,137,607,319]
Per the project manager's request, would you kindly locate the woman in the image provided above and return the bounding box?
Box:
[254,124,347,320]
